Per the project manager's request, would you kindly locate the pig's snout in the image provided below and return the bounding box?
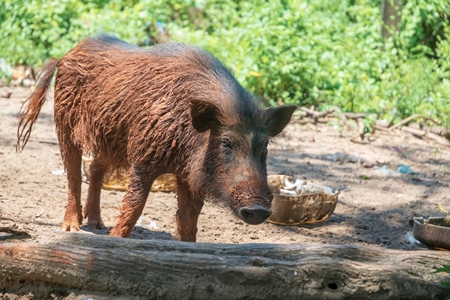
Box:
[239,204,272,225]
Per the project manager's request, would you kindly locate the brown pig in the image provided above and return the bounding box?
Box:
[17,35,296,241]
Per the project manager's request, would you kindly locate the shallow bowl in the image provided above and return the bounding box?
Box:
[267,175,339,225]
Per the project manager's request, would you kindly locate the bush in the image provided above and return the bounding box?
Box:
[0,0,449,125]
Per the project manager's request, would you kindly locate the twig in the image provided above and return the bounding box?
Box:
[350,137,371,144]
[390,115,420,130]
[423,116,441,126]
[28,138,58,145]
[390,114,441,131]
[331,106,351,128]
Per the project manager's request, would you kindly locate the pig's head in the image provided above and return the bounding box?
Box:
[189,96,296,225]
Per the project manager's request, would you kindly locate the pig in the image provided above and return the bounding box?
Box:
[17,34,296,241]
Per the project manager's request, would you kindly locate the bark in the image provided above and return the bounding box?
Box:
[0,232,449,299]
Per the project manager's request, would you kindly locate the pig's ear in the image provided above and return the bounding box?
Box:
[265,106,297,137]
[190,100,222,132]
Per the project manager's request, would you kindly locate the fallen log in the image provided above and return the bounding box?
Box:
[342,112,370,120]
[401,126,426,137]
[1,232,449,299]
[422,125,450,140]
[426,132,450,147]
[330,106,352,128]
[300,106,333,118]
[401,127,450,147]
[372,124,390,132]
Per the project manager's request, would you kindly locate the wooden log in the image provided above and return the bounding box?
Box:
[401,127,450,147]
[330,106,352,128]
[300,106,331,118]
[1,232,450,299]
[317,117,330,124]
[299,110,308,118]
[426,132,450,147]
[295,117,315,125]
[373,124,390,132]
[422,126,450,140]
[401,126,426,137]
[342,112,370,120]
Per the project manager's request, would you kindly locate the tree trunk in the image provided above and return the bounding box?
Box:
[381,0,402,38]
[1,232,449,299]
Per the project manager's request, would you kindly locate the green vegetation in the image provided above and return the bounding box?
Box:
[1,0,449,125]
[434,264,450,287]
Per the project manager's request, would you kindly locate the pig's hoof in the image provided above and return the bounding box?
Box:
[87,216,105,229]
[61,221,80,232]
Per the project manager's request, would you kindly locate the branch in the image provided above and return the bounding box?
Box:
[391,115,441,131]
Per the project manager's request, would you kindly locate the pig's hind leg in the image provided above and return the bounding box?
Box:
[61,142,83,232]
[109,165,154,237]
[176,176,204,242]
[83,158,107,229]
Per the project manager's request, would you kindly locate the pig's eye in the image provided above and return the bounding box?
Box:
[261,141,269,154]
[261,142,268,159]
[220,138,232,150]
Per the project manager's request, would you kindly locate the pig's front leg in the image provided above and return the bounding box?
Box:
[176,176,204,242]
[110,165,153,238]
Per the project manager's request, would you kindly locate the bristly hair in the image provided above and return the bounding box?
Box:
[17,58,58,152]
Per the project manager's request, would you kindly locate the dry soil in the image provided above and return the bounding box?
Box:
[1,86,450,299]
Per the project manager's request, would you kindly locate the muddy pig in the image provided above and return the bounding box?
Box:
[17,34,296,241]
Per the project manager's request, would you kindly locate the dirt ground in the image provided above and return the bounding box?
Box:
[1,86,450,298]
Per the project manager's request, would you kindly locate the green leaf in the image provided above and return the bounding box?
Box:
[434,265,450,274]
